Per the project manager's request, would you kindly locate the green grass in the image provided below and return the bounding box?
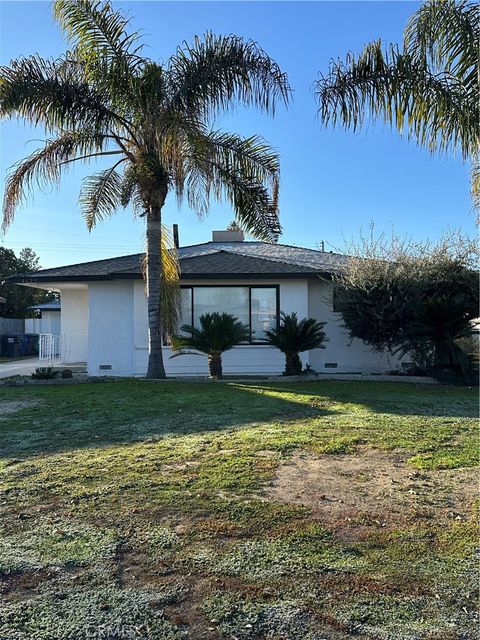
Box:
[0,380,478,639]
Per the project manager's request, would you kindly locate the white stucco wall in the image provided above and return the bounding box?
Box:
[53,276,401,376]
[60,289,88,363]
[132,279,309,376]
[25,311,61,336]
[87,281,134,376]
[307,278,401,373]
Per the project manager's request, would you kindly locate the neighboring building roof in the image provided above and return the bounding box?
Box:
[27,301,61,311]
[9,241,349,284]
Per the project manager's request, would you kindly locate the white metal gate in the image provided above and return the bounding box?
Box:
[39,333,62,364]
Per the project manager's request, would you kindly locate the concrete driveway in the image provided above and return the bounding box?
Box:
[0,357,39,379]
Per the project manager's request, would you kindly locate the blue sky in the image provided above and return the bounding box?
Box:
[0,1,474,269]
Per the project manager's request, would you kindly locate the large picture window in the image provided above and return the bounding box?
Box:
[179,285,279,343]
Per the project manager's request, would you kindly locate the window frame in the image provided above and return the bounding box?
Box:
[180,284,280,344]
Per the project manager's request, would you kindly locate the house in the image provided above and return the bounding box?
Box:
[9,229,399,376]
[25,301,61,336]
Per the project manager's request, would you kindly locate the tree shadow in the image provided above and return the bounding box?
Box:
[0,379,476,460]
[0,380,334,459]
[242,380,478,419]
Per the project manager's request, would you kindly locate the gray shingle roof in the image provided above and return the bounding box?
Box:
[10,241,348,284]
[27,301,61,311]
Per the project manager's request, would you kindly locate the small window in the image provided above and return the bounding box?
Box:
[332,285,343,313]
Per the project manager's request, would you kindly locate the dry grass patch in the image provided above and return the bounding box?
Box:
[268,446,478,536]
[0,399,40,420]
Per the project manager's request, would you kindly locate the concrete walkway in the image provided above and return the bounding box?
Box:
[0,357,39,379]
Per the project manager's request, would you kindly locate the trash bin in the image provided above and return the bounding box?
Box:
[27,334,39,356]
[19,334,29,356]
[2,335,21,358]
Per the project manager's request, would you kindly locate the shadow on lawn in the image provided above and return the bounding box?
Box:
[241,380,478,419]
[0,379,476,459]
[0,381,334,458]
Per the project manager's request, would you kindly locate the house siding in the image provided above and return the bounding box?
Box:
[87,281,134,376]
[307,278,401,373]
[61,288,88,363]
[53,276,401,377]
[25,310,61,336]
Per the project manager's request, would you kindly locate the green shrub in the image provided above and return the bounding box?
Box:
[31,367,59,380]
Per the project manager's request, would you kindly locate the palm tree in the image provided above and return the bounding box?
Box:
[316,0,479,214]
[171,312,250,379]
[394,294,477,383]
[0,0,290,379]
[265,312,327,376]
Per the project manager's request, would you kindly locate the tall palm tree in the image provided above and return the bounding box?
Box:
[316,0,479,213]
[0,0,290,378]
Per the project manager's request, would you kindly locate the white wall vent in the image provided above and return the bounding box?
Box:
[99,364,113,371]
[324,362,338,369]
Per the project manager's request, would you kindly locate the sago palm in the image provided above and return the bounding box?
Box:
[0,0,290,378]
[316,0,480,214]
[171,312,250,379]
[265,312,327,376]
[394,294,477,383]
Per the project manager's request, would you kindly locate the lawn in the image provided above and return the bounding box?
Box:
[0,380,478,639]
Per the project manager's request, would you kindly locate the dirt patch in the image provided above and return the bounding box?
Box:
[267,447,478,536]
[0,400,39,420]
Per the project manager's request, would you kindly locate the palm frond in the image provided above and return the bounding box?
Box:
[0,54,122,132]
[172,312,250,355]
[217,168,280,242]
[265,312,328,354]
[79,161,127,230]
[142,226,181,340]
[191,130,279,185]
[53,0,145,111]
[179,129,281,239]
[2,130,112,231]
[168,32,291,118]
[404,0,478,81]
[316,0,479,163]
[53,0,144,68]
[393,293,477,382]
[119,165,145,216]
[316,40,477,159]
[471,159,480,223]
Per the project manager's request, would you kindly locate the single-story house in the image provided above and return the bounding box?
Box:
[9,229,400,376]
[25,301,61,336]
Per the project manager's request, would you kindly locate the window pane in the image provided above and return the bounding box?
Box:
[179,288,192,334]
[251,288,277,341]
[193,287,250,330]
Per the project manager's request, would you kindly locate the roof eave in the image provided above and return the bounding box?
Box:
[9,271,335,284]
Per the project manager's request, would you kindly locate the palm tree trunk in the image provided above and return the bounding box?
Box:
[208,353,223,379]
[285,352,301,376]
[146,202,166,379]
